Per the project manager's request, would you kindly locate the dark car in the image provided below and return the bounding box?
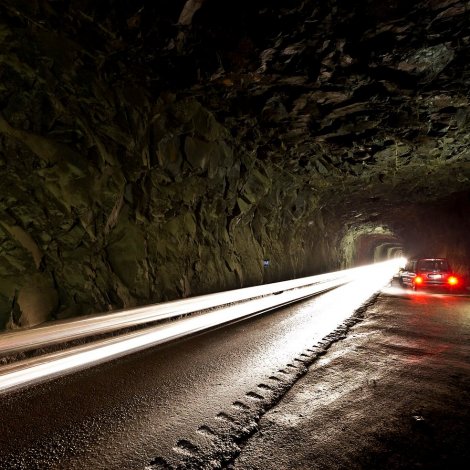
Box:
[399,258,460,291]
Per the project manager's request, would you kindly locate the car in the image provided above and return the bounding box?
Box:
[399,258,460,291]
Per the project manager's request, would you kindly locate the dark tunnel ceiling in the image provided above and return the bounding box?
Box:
[140,2,460,236]
[159,0,470,256]
[76,0,470,228]
[0,0,469,327]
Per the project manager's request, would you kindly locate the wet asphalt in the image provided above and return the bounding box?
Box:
[0,276,388,470]
[233,287,470,469]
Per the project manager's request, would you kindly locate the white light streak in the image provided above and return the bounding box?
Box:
[0,269,353,355]
[0,260,399,394]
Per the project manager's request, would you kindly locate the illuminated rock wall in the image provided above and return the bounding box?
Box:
[1,1,469,328]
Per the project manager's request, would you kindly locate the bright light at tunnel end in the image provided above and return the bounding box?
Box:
[349,258,407,287]
[396,256,407,268]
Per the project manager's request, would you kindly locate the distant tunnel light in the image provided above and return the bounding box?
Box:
[448,276,459,286]
[397,256,407,267]
[342,259,405,293]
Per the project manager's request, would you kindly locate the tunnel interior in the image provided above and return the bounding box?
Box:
[0,0,469,329]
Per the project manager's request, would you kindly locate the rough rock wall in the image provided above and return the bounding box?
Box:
[0,8,336,329]
[1,0,470,329]
[0,87,333,329]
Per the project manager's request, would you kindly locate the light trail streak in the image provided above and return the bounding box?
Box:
[0,260,400,394]
[0,268,356,355]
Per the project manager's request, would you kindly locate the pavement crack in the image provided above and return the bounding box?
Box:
[197,425,217,437]
[216,412,237,424]
[232,401,250,411]
[245,391,264,401]
[148,456,172,469]
[293,357,307,364]
[257,384,273,391]
[173,439,200,457]
[286,363,299,369]
[268,375,283,382]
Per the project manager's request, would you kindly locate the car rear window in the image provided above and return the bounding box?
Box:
[417,259,449,272]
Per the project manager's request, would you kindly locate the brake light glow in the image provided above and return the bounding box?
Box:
[414,276,423,285]
[448,276,459,286]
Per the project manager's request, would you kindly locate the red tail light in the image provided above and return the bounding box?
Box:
[448,276,459,286]
[414,276,423,285]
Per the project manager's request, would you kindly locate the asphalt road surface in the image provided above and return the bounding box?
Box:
[0,274,388,470]
[234,287,470,469]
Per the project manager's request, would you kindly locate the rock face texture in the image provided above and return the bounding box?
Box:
[0,0,469,329]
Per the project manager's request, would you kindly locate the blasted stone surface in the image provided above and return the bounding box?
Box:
[0,1,470,328]
[233,290,470,469]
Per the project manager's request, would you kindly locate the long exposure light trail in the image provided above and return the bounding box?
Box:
[0,268,355,355]
[0,260,401,394]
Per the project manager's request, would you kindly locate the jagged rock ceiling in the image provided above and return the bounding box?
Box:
[0,0,469,328]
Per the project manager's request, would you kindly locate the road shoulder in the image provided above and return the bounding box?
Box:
[233,290,470,469]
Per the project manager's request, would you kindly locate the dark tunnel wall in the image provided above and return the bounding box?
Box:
[0,0,469,329]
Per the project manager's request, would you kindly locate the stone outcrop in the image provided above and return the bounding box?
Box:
[0,0,469,328]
